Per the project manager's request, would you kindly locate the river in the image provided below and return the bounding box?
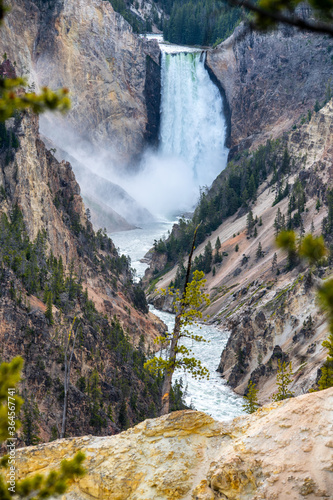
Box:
[111,220,244,421]
[111,38,244,421]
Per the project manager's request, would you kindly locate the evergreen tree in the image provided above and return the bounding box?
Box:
[272,360,294,401]
[203,241,213,274]
[256,242,263,260]
[271,252,277,272]
[311,220,315,234]
[318,331,333,390]
[246,210,254,236]
[118,399,129,430]
[274,208,283,235]
[299,217,305,240]
[45,292,53,325]
[243,381,259,414]
[254,226,258,238]
[235,244,239,252]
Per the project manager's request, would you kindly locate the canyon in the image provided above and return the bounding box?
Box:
[0,0,333,495]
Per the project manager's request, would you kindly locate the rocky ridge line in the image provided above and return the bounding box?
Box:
[15,388,333,499]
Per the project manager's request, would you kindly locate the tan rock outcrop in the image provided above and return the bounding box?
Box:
[15,388,333,499]
[1,0,160,160]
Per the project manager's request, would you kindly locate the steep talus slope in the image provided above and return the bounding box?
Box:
[0,0,161,160]
[207,24,333,155]
[214,100,333,400]
[0,109,167,440]
[15,389,333,499]
[150,100,333,402]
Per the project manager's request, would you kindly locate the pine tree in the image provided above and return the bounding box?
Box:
[311,220,315,234]
[246,210,254,236]
[318,364,333,390]
[256,242,263,260]
[243,381,259,414]
[274,208,282,235]
[259,217,263,226]
[271,252,277,271]
[118,399,129,430]
[299,217,305,240]
[272,360,294,401]
[215,236,221,251]
[45,291,53,325]
[203,241,213,274]
[318,331,333,390]
[254,226,258,238]
[235,244,239,252]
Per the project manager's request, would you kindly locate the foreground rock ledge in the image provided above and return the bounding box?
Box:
[16,389,333,499]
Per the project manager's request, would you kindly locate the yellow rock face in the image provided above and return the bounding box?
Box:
[15,389,333,499]
[0,0,159,160]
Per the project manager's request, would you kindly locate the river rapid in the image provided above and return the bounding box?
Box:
[112,221,244,421]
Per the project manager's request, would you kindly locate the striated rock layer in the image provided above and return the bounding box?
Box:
[207,24,333,156]
[16,388,333,499]
[0,0,161,160]
[0,108,165,439]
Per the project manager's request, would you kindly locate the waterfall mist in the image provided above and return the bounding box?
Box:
[40,46,229,224]
[116,49,229,219]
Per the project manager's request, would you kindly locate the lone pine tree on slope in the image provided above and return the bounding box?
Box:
[145,225,210,415]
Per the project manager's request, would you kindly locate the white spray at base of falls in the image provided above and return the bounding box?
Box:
[117,47,229,219]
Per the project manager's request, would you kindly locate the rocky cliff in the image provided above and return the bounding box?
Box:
[0,105,167,441]
[0,0,161,161]
[15,388,333,499]
[149,98,333,403]
[207,24,333,156]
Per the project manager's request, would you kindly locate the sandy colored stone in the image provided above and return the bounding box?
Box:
[0,0,160,159]
[15,389,333,499]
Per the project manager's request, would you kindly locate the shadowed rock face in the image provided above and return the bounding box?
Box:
[207,24,333,157]
[1,0,161,161]
[15,388,333,499]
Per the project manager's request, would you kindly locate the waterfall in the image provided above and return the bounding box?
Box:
[114,44,229,219]
[159,50,229,189]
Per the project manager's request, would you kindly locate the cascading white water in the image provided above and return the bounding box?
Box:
[111,42,244,420]
[115,44,229,219]
[159,49,229,190]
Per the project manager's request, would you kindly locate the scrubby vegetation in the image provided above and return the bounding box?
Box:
[154,139,292,271]
[0,204,187,438]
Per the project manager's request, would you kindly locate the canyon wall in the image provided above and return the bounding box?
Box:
[0,108,165,440]
[0,0,161,161]
[207,24,333,156]
[149,98,333,403]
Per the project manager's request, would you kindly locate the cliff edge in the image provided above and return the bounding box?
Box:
[15,388,333,499]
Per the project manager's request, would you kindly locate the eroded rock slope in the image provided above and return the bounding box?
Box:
[15,388,333,499]
[207,24,333,156]
[0,0,161,160]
